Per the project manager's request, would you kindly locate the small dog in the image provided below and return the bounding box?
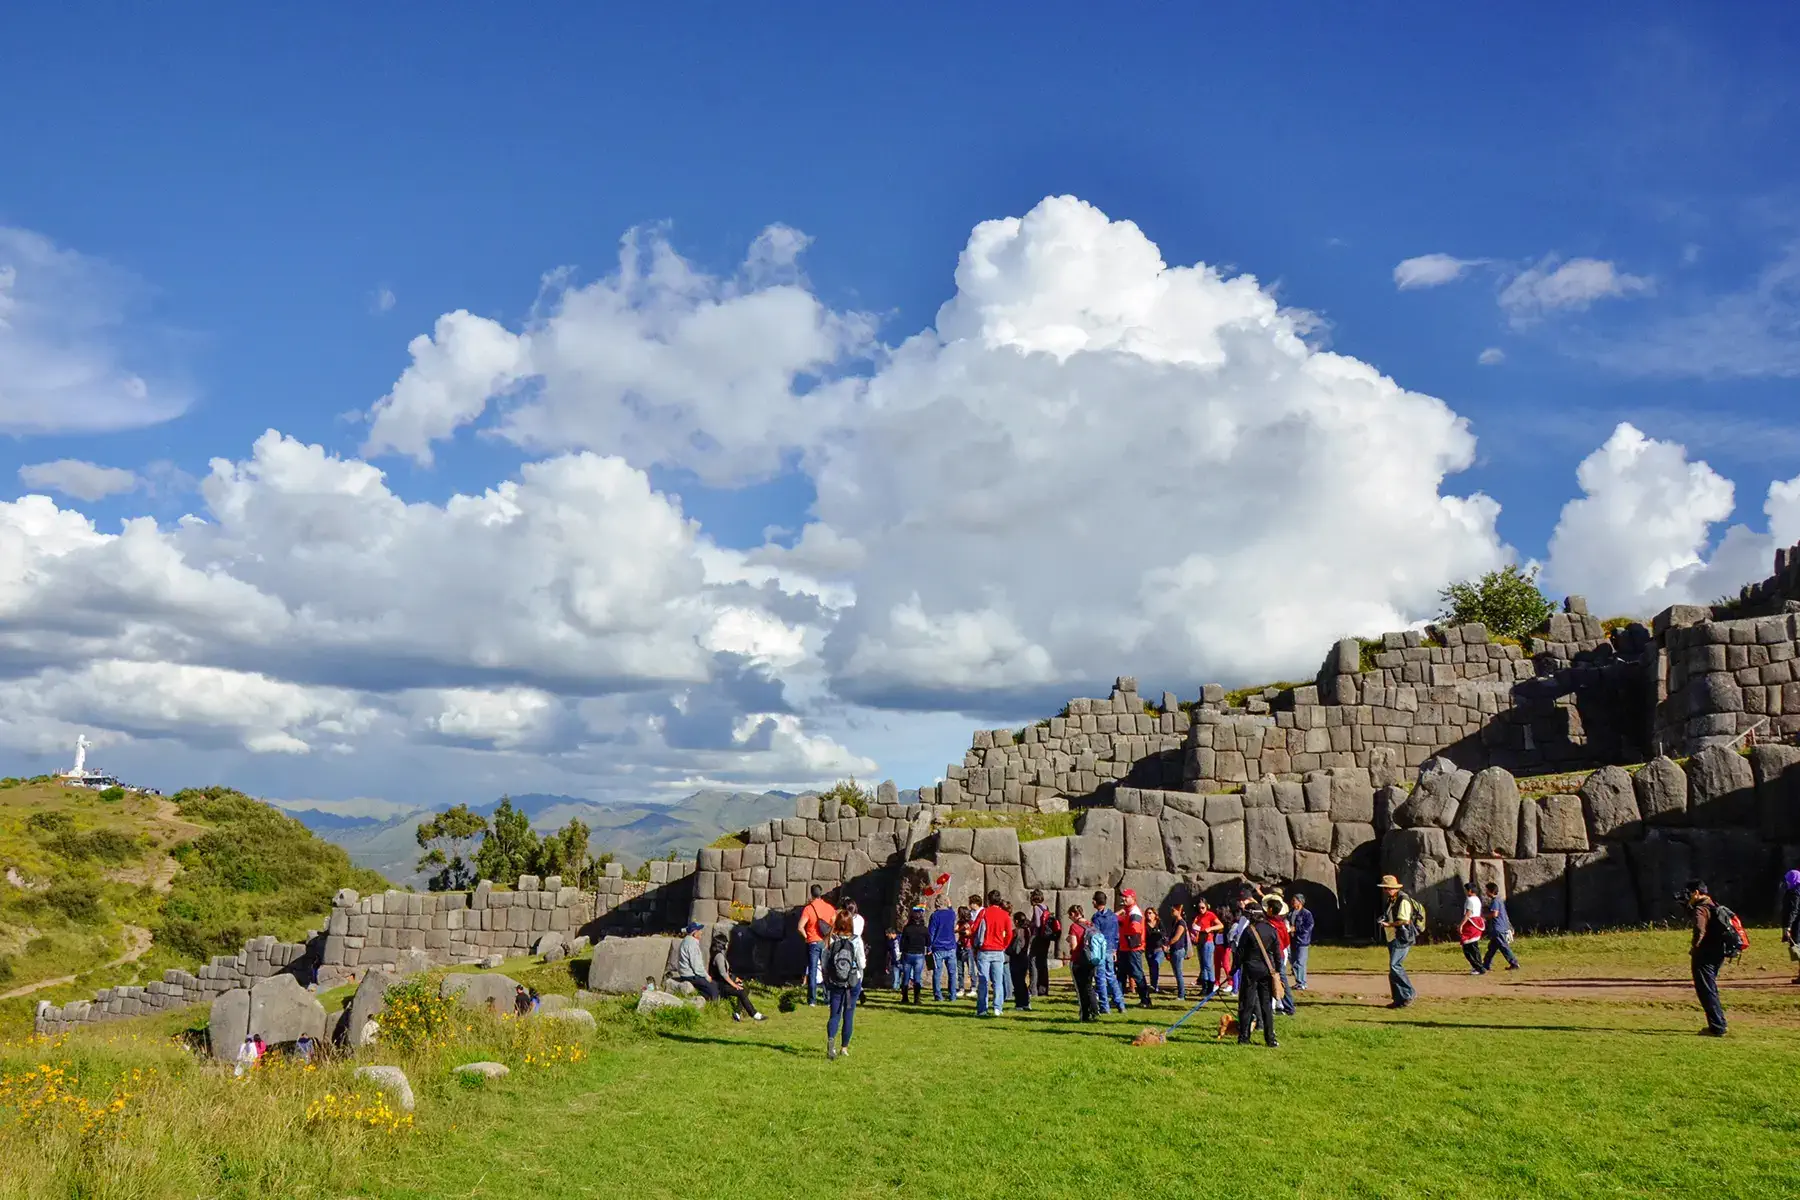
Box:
[1216,1013,1239,1040]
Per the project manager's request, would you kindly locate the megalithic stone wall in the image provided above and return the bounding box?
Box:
[35,934,313,1037]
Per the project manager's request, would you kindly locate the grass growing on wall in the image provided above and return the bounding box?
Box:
[1222,680,1305,708]
[937,810,1077,841]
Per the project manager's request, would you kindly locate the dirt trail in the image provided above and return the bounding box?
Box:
[1297,969,1796,1004]
[0,924,153,1002]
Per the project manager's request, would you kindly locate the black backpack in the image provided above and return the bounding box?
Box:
[825,936,859,988]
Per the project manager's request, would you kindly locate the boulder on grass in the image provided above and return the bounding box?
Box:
[454,1061,510,1079]
[440,973,521,1013]
[586,936,680,994]
[355,1065,414,1112]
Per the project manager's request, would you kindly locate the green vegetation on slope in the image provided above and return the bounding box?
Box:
[155,787,387,961]
[2,927,1798,1199]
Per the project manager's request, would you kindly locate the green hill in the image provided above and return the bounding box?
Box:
[0,777,385,1021]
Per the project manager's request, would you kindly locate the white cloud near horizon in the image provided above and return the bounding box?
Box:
[18,459,140,501]
[0,227,190,435]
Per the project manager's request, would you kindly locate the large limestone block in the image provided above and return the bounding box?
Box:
[1536,796,1590,853]
[585,936,679,994]
[1123,814,1166,870]
[934,853,982,900]
[212,975,325,1056]
[355,1065,415,1112]
[343,967,396,1048]
[1287,812,1332,854]
[1328,774,1375,824]
[441,973,522,1012]
[1450,768,1521,857]
[1076,807,1124,840]
[1684,827,1777,915]
[1119,869,1180,911]
[1209,821,1247,874]
[1159,809,1210,873]
[1066,834,1122,889]
[1634,756,1688,825]
[1750,744,1800,842]
[1330,821,1376,860]
[1203,794,1244,825]
[208,988,251,1059]
[1504,854,1568,931]
[1579,766,1642,841]
[1625,831,1692,922]
[1246,805,1296,879]
[1381,827,1459,929]
[1687,745,1755,827]
[986,863,1027,906]
[1020,836,1070,892]
[1568,846,1640,930]
[971,827,1021,865]
[1397,759,1468,829]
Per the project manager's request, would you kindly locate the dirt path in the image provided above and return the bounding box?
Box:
[0,924,153,1002]
[1296,969,1796,1004]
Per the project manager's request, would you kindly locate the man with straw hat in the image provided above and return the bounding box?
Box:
[1376,875,1423,1009]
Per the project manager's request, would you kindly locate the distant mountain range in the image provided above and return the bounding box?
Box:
[283,789,802,888]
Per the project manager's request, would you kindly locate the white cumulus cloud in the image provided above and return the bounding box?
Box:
[18,460,140,501]
[1500,256,1654,324]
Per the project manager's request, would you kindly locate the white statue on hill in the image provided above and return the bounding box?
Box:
[69,733,90,778]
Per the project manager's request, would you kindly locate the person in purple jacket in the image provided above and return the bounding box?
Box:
[1288,892,1315,991]
[926,895,960,1000]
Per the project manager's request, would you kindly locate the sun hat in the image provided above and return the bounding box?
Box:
[1377,875,1404,890]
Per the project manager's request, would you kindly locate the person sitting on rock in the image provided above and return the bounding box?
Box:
[673,922,721,1001]
[514,984,532,1016]
[708,933,764,1022]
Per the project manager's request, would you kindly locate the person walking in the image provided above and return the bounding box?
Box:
[1781,869,1800,985]
[1066,904,1099,1021]
[823,911,865,1059]
[928,896,959,1001]
[1195,899,1223,995]
[1377,875,1422,1009]
[1165,903,1190,1000]
[973,891,1015,1016]
[1117,888,1153,1008]
[1288,893,1314,991]
[898,904,929,1004]
[1028,890,1059,999]
[710,933,766,1021]
[799,885,838,1007]
[846,901,869,1007]
[1233,902,1282,1048]
[1459,892,1488,976]
[1481,882,1521,972]
[1007,907,1034,1011]
[1090,892,1127,1013]
[1683,880,1731,1037]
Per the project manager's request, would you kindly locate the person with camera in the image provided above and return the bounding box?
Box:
[1682,880,1731,1037]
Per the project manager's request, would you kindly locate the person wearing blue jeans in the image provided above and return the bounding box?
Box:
[1378,877,1418,1008]
[1166,904,1190,1001]
[927,898,959,1000]
[1289,892,1315,991]
[1090,892,1127,1012]
[973,891,1014,1016]
[1481,883,1521,971]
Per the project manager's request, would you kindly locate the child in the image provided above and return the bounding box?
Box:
[1460,904,1488,975]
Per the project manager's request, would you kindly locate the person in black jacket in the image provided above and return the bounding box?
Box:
[1782,869,1800,984]
[1234,903,1281,1048]
[897,905,930,1004]
[1007,907,1034,1012]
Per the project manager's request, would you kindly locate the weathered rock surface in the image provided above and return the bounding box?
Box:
[1535,796,1590,853]
[1020,836,1069,891]
[1634,756,1688,825]
[355,1065,414,1112]
[454,1061,510,1079]
[1450,767,1521,857]
[586,936,679,995]
[209,974,326,1058]
[343,967,396,1048]
[537,1007,597,1031]
[440,973,521,1012]
[1687,745,1755,827]
[1579,766,1642,841]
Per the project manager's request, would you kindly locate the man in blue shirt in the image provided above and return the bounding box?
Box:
[1089,891,1126,1013]
[1289,892,1316,991]
[926,896,960,1000]
[1481,882,1520,971]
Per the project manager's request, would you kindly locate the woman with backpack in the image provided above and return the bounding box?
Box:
[824,910,865,1059]
[1781,869,1800,984]
[1066,904,1099,1021]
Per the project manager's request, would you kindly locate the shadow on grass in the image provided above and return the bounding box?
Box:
[656,1031,807,1056]
[1354,1017,1675,1035]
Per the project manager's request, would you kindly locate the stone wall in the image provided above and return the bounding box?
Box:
[35,867,696,1035]
[34,934,311,1036]
[1715,538,1800,617]
[1653,611,1800,754]
[915,678,1190,812]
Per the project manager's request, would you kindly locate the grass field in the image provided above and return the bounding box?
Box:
[3,927,1798,1199]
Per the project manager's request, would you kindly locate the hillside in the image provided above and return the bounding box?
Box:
[0,778,384,1008]
[299,788,803,887]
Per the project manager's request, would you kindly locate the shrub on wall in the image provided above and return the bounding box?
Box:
[1437,565,1554,642]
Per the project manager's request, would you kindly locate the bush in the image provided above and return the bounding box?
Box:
[46,828,137,863]
[817,778,874,816]
[43,885,100,923]
[1437,565,1554,643]
[0,955,12,984]
[374,978,463,1053]
[25,811,73,835]
[98,787,126,803]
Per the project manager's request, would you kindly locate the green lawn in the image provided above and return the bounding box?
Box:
[5,927,1799,1200]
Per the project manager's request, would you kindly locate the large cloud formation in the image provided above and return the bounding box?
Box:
[10,196,1798,802]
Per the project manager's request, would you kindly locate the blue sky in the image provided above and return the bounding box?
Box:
[2,6,1798,813]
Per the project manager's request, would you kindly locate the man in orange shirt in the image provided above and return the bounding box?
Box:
[798,884,838,1007]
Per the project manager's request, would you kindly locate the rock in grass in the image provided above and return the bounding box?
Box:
[355,1065,415,1112]
[636,989,696,1015]
[479,954,506,969]
[453,1062,509,1079]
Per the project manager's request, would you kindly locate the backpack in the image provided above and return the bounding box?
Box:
[824,936,859,988]
[1715,905,1748,960]
[1406,895,1427,934]
[1083,926,1109,966]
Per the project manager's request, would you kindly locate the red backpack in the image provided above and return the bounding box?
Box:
[1715,906,1748,960]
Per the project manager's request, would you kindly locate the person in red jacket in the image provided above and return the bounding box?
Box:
[972,891,1015,1016]
[1116,888,1153,1008]
[1195,900,1224,994]
[1460,907,1488,976]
